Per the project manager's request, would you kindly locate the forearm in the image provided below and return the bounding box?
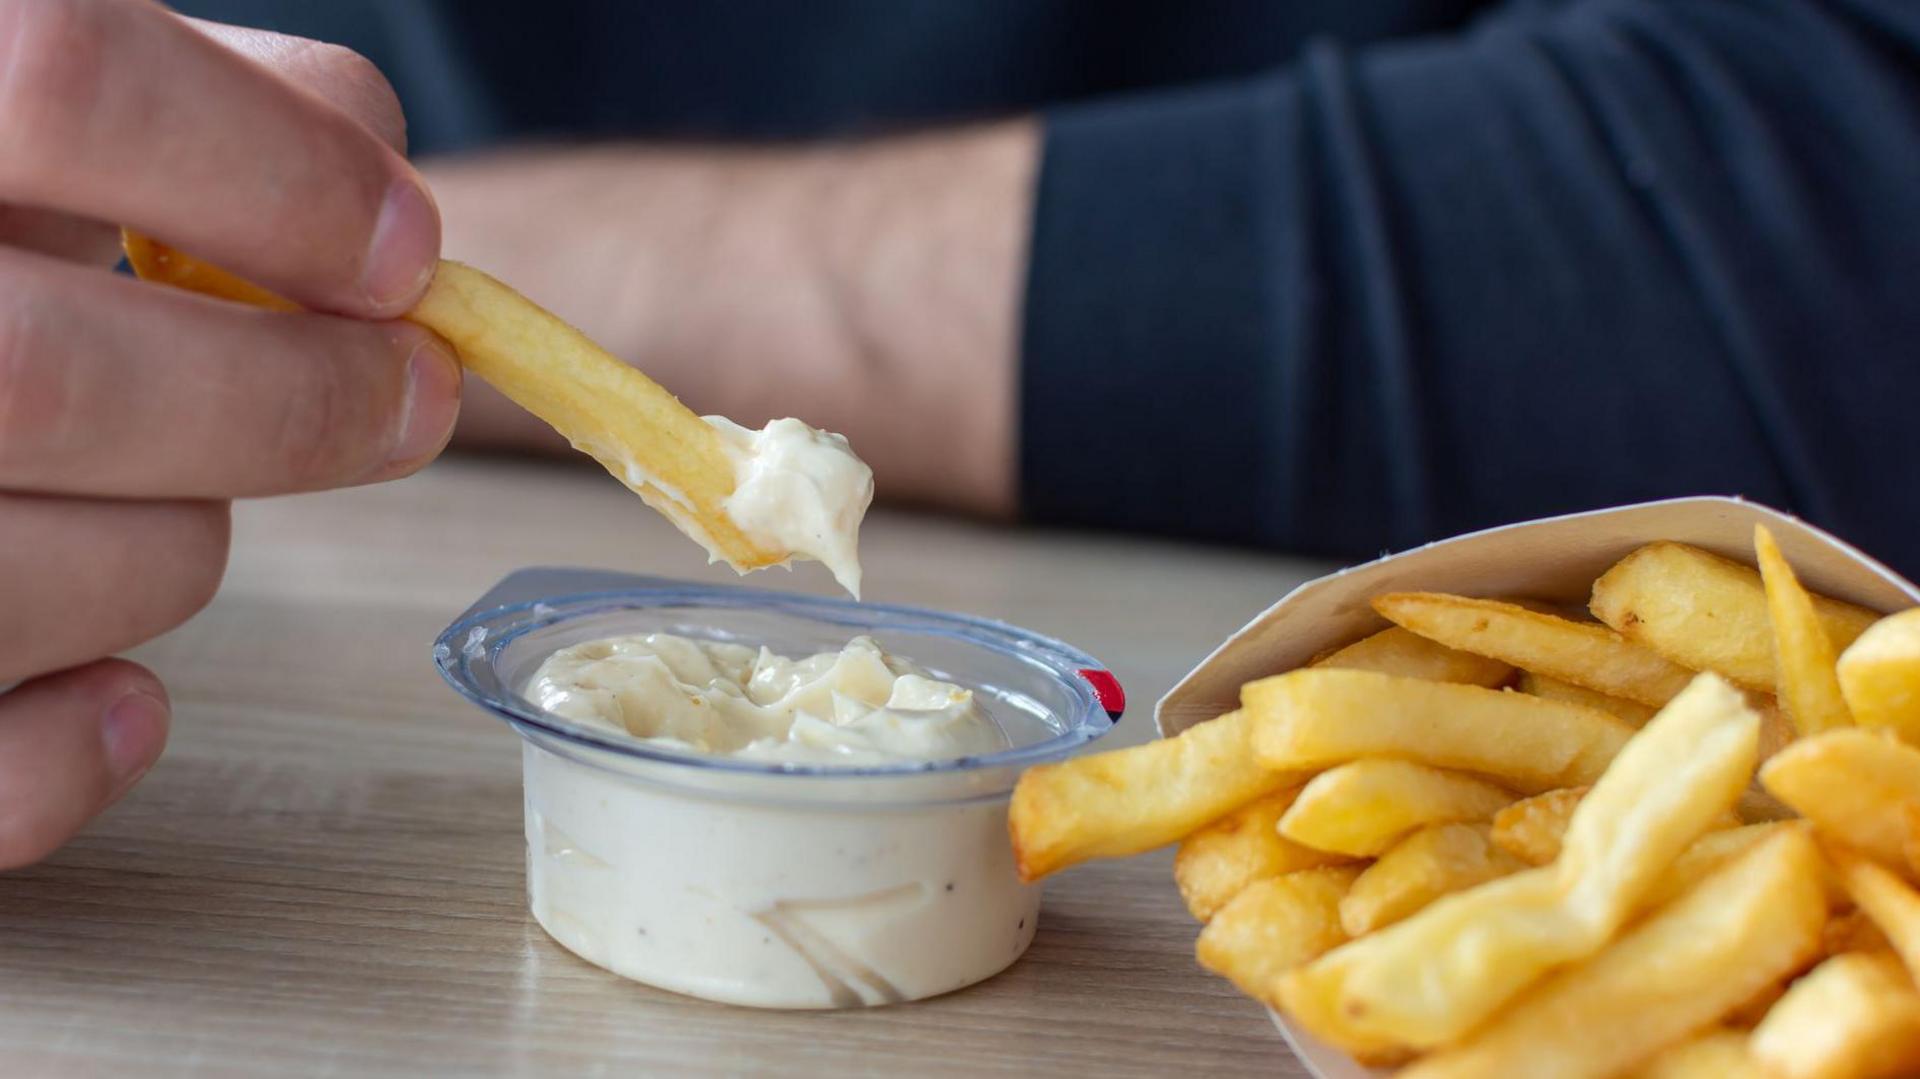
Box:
[422,120,1038,517]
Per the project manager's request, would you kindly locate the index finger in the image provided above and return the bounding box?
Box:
[0,0,437,316]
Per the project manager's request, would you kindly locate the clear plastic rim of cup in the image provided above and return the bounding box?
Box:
[431,580,1125,782]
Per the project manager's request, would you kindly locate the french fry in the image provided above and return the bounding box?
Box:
[1247,669,1633,794]
[121,235,798,574]
[120,232,301,311]
[1757,524,1854,736]
[1277,760,1513,857]
[1738,788,1798,823]
[1173,788,1349,921]
[1014,624,1526,885]
[1640,823,1793,911]
[1375,593,1692,708]
[1009,710,1290,882]
[1749,951,1920,1079]
[1839,608,1920,746]
[1518,671,1657,726]
[1760,728,1920,872]
[1490,787,1589,866]
[1311,627,1514,687]
[1823,907,1895,959]
[1275,674,1758,1051]
[1401,829,1826,1079]
[1827,846,1920,979]
[1339,823,1523,936]
[1632,1029,1765,1079]
[1194,866,1361,1000]
[1491,787,1747,870]
[1725,979,1792,1028]
[1590,541,1878,693]
[1907,803,1920,881]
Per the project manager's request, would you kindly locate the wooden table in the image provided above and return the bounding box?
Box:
[0,456,1331,1078]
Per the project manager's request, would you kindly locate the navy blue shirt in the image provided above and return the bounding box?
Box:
[179,1,1920,573]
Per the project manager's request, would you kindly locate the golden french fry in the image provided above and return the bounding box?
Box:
[1828,846,1920,980]
[1738,788,1798,823]
[1632,1029,1765,1079]
[1907,803,1920,881]
[1194,866,1361,1000]
[1376,592,1692,708]
[1311,626,1514,687]
[1591,541,1878,693]
[1823,907,1895,959]
[1277,760,1512,858]
[1757,524,1854,736]
[1172,788,1350,921]
[1339,823,1523,936]
[1751,692,1801,762]
[122,235,793,573]
[1491,787,1747,869]
[1640,822,1792,911]
[1750,951,1920,1079]
[1725,979,1792,1029]
[1402,829,1826,1079]
[1760,728,1920,872]
[1839,608,1920,746]
[1014,628,1526,885]
[1275,674,1759,1051]
[1009,710,1290,882]
[1247,669,1633,795]
[1489,787,1590,866]
[1518,671,1658,726]
[121,232,301,311]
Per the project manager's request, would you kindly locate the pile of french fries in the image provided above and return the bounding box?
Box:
[1011,528,1920,1078]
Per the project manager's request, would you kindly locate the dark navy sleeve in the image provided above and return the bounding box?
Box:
[1020,0,1920,575]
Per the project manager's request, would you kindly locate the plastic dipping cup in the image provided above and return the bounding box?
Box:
[434,569,1125,1009]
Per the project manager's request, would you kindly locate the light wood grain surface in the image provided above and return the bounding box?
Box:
[0,455,1331,1078]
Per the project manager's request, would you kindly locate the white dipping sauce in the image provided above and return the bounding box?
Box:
[525,633,1009,765]
[520,633,1039,1008]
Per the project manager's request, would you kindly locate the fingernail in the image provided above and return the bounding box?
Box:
[361,176,439,312]
[389,338,462,469]
[102,691,169,789]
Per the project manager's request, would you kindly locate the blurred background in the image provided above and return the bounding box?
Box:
[172,0,1920,574]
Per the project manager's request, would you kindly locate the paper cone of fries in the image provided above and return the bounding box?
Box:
[1156,497,1920,1079]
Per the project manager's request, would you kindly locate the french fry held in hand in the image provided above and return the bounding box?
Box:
[1590,541,1878,693]
[1761,728,1920,872]
[1374,592,1691,708]
[1275,674,1758,1051]
[1011,626,1511,882]
[1749,951,1920,1079]
[1756,524,1854,736]
[1248,669,1632,794]
[1339,823,1522,936]
[1402,828,1826,1079]
[121,234,792,574]
[1173,788,1350,922]
[1839,608,1920,745]
[1277,760,1513,858]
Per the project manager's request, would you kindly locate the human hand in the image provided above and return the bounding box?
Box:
[0,0,459,867]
